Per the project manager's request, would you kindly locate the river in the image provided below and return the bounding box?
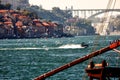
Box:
[0,35,120,80]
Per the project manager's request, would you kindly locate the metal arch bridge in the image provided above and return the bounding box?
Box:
[71,9,120,19]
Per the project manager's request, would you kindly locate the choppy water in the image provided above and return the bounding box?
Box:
[0,36,120,80]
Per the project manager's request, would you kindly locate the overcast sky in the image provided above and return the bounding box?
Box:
[29,0,120,10]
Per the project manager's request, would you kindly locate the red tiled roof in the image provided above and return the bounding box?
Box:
[18,15,27,19]
[36,23,43,27]
[12,13,20,17]
[53,23,58,27]
[0,10,8,13]
[42,22,50,27]
[4,21,12,24]
[9,10,14,13]
[15,21,23,27]
[33,19,40,23]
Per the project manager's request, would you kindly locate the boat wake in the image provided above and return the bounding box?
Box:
[0,44,87,51]
[58,44,85,49]
[0,47,50,51]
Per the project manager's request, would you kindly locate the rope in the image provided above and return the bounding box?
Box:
[113,49,120,54]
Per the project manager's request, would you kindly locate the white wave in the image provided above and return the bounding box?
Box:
[0,43,33,46]
[58,44,85,49]
[0,44,86,51]
[0,47,49,51]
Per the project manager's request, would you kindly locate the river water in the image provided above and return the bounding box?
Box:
[0,36,120,80]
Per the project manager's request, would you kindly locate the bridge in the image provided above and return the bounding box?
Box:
[68,9,120,35]
[70,9,120,19]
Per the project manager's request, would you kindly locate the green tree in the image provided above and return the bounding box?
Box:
[5,3,11,10]
[0,1,5,10]
[52,7,72,20]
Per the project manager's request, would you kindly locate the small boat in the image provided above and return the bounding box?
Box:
[81,42,89,48]
[86,60,120,80]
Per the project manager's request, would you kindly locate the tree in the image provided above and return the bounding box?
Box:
[0,3,11,10]
[52,7,72,20]
[5,3,11,10]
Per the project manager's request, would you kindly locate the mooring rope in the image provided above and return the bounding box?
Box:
[113,49,120,53]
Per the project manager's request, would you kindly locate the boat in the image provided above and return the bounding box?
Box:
[81,42,89,48]
[85,60,120,80]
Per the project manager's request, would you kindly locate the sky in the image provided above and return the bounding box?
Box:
[29,0,120,10]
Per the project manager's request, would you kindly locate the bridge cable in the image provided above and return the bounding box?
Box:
[113,49,120,54]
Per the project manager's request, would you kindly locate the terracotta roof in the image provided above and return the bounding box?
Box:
[4,21,12,24]
[47,22,56,27]
[15,21,23,27]
[12,13,20,17]
[0,10,8,13]
[42,22,50,27]
[18,15,27,19]
[53,23,58,27]
[33,19,40,23]
[9,10,14,13]
[36,23,43,27]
